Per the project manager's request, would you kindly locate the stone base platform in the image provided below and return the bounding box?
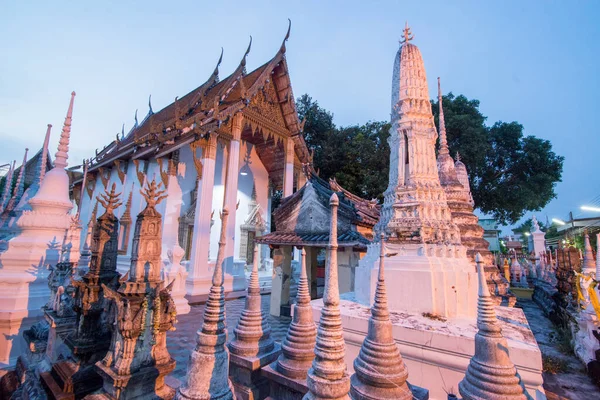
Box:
[311,294,544,400]
[229,343,281,400]
[262,363,308,400]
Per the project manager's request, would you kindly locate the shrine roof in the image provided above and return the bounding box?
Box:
[277,169,380,228]
[255,230,369,250]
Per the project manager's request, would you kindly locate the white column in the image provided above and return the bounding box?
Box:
[223,113,243,262]
[283,138,294,197]
[187,134,218,296]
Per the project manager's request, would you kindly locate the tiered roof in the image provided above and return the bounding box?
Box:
[85,21,312,181]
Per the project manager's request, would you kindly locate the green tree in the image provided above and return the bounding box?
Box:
[432,94,564,225]
[296,95,390,201]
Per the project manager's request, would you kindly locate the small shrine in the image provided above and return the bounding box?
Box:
[256,169,379,316]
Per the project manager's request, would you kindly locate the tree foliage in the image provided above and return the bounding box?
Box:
[297,92,564,225]
[431,93,564,224]
[296,94,390,201]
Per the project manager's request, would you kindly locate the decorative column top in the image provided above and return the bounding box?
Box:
[231,113,243,141]
[54,91,76,170]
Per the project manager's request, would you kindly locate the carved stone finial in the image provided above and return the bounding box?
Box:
[350,233,413,399]
[121,183,134,223]
[229,244,275,356]
[304,192,351,399]
[458,253,531,399]
[455,151,461,162]
[140,179,167,211]
[401,21,414,44]
[97,183,122,216]
[54,91,76,170]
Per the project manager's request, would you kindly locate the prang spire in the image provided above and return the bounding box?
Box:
[437,77,449,155]
[36,124,52,188]
[13,148,29,201]
[54,92,76,170]
[0,161,15,212]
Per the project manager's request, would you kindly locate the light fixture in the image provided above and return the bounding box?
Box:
[581,205,600,213]
[524,232,530,236]
[240,164,250,176]
[552,218,566,225]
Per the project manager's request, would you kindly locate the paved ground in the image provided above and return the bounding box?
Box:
[517,299,600,400]
[166,294,600,399]
[166,294,290,384]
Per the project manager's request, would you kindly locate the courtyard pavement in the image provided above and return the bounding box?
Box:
[166,294,290,385]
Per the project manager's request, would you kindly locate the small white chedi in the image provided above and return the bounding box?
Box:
[0,93,77,367]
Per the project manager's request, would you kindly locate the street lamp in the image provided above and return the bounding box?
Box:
[581,205,600,213]
[552,218,566,225]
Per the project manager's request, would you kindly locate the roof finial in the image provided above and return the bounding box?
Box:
[280,18,292,53]
[241,36,252,71]
[148,95,153,115]
[401,21,414,44]
[455,151,461,162]
[134,109,139,128]
[54,91,76,170]
[437,77,449,155]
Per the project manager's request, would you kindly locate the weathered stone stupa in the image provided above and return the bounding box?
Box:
[228,243,281,399]
[458,254,531,399]
[95,179,177,399]
[304,193,351,400]
[175,207,235,400]
[350,234,424,400]
[0,93,76,367]
[263,247,317,399]
[355,24,477,319]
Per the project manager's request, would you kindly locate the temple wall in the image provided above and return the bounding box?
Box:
[78,139,271,274]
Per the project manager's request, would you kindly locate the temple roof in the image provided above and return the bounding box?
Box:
[256,230,369,249]
[85,22,311,178]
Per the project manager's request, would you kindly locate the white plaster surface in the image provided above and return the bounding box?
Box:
[311,295,544,400]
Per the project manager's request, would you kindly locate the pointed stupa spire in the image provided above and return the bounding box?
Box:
[176,207,234,399]
[12,148,29,201]
[275,247,317,379]
[0,161,15,212]
[229,243,275,356]
[458,253,531,400]
[401,21,414,44]
[582,231,595,274]
[54,91,76,170]
[350,233,413,399]
[305,193,351,399]
[36,124,52,187]
[120,183,134,224]
[437,77,449,155]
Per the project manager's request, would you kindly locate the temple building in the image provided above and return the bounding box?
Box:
[73,21,312,300]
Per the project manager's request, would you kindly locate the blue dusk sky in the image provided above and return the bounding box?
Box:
[1,1,598,229]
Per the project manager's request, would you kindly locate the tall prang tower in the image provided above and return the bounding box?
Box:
[356,24,477,319]
[377,24,461,244]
